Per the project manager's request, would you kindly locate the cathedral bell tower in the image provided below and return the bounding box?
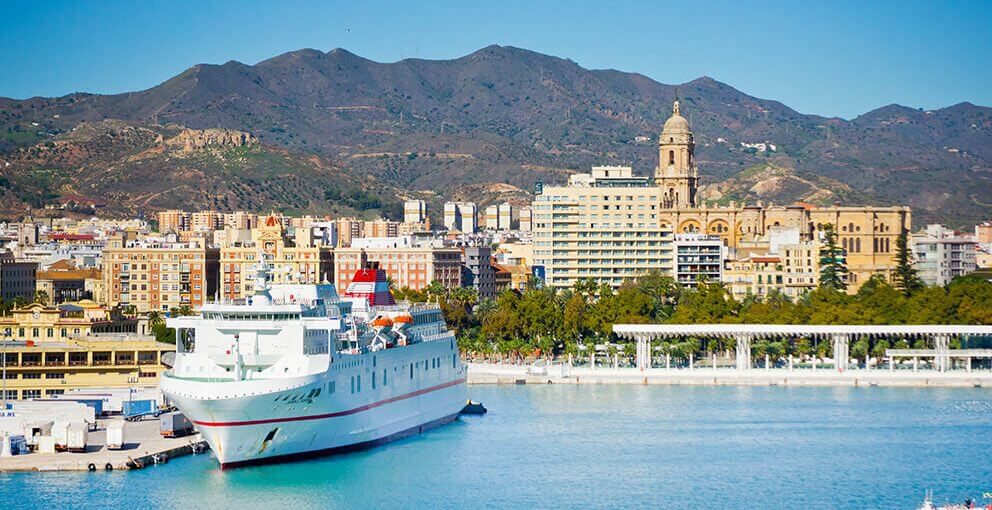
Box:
[655,101,698,208]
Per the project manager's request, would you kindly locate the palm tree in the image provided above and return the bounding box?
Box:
[623,342,637,367]
[607,344,619,368]
[34,290,50,305]
[147,310,164,328]
[424,280,445,303]
[172,304,194,317]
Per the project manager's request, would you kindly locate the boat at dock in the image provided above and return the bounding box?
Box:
[159,259,467,468]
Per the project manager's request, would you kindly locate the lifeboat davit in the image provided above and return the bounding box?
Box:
[393,315,413,328]
[372,317,394,328]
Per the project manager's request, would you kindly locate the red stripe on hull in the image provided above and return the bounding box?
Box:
[217,411,461,469]
[191,377,467,427]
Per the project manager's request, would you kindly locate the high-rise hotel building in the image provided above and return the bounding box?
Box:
[534,101,912,292]
[533,166,676,289]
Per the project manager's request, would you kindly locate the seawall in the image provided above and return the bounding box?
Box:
[467,363,992,388]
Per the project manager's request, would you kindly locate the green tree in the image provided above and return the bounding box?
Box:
[851,337,870,367]
[668,281,738,324]
[892,230,924,296]
[871,339,890,361]
[562,292,588,342]
[623,342,637,366]
[424,280,445,304]
[147,310,175,344]
[34,290,50,305]
[170,304,195,317]
[818,223,848,292]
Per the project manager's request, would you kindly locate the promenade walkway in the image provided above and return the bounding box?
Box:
[467,363,992,388]
[613,324,992,373]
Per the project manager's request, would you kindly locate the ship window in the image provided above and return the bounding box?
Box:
[351,376,354,394]
[453,356,457,369]
[410,364,414,379]
[383,369,387,386]
[357,375,361,392]
[372,372,376,390]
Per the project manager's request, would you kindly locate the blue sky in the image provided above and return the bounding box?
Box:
[0,0,989,119]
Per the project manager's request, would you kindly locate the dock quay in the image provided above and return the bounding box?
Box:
[0,416,207,473]
[468,363,992,388]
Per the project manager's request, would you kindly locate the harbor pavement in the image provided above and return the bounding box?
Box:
[0,417,206,472]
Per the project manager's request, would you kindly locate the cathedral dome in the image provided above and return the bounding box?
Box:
[662,101,691,134]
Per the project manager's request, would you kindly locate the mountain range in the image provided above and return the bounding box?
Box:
[1,45,990,227]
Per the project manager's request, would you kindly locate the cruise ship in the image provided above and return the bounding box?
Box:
[159,259,467,468]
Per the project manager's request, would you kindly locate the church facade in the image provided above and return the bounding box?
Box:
[532,102,911,293]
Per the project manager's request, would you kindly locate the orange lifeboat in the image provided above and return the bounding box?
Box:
[393,315,413,327]
[372,317,394,328]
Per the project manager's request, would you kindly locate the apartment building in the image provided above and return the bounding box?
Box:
[913,224,978,286]
[404,199,428,224]
[103,240,219,312]
[190,211,224,232]
[673,234,723,287]
[462,246,496,300]
[443,202,478,234]
[725,243,820,300]
[0,250,38,302]
[333,242,462,294]
[518,206,533,232]
[219,215,334,301]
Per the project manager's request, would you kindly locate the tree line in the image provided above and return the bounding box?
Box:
[398,272,992,365]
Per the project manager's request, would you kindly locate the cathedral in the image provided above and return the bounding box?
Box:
[532,101,911,292]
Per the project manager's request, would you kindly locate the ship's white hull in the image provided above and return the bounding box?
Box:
[161,341,467,468]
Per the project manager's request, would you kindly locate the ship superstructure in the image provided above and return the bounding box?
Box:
[159,259,466,468]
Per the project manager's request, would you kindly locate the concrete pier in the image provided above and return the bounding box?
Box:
[467,363,992,388]
[0,417,207,473]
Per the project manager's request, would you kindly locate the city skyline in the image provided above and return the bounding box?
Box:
[0,0,989,119]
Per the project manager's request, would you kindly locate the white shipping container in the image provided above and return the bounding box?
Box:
[106,421,126,450]
[52,421,70,450]
[37,435,56,454]
[24,420,53,447]
[8,401,96,425]
[67,422,88,452]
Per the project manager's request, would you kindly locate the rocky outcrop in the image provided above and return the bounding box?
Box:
[166,128,256,152]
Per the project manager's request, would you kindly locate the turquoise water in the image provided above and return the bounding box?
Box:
[4,385,992,509]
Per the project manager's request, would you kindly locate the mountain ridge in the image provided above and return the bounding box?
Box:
[1,45,990,226]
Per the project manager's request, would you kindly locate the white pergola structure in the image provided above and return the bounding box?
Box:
[613,324,992,372]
